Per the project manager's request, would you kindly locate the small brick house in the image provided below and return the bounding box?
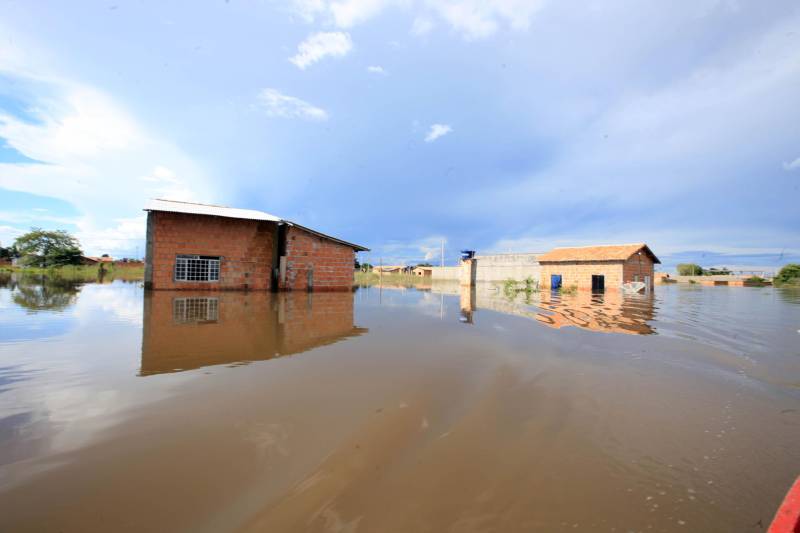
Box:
[538,244,660,291]
[143,199,368,291]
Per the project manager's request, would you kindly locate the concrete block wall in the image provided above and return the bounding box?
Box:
[283,226,355,291]
[431,266,461,280]
[540,261,624,290]
[145,211,275,290]
[427,254,541,282]
[473,253,542,282]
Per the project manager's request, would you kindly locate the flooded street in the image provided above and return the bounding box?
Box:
[1,275,799,532]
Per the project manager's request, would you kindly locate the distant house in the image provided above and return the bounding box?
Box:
[412,266,433,277]
[80,255,114,265]
[538,244,660,291]
[372,265,410,275]
[143,199,368,291]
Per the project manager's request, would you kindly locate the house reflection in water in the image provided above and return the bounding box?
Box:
[140,291,367,375]
[534,290,656,335]
[452,283,656,335]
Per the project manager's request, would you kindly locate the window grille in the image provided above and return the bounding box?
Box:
[173,297,219,323]
[175,255,220,282]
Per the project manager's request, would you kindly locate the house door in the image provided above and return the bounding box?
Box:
[551,274,562,289]
[591,274,605,292]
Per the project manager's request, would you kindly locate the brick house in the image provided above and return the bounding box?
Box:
[143,199,368,291]
[538,244,660,291]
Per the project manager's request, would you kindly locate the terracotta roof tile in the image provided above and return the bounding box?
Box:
[538,244,660,264]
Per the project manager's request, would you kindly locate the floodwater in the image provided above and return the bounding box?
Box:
[1,274,799,533]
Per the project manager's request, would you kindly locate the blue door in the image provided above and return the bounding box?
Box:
[551,274,562,289]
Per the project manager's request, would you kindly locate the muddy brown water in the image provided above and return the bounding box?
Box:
[0,275,799,532]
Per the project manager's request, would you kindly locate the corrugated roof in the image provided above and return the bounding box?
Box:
[144,198,369,251]
[144,198,281,222]
[538,243,660,264]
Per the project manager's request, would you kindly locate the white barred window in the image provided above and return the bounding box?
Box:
[175,255,220,282]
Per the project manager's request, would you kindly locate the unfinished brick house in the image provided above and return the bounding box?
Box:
[144,199,368,291]
[538,244,660,292]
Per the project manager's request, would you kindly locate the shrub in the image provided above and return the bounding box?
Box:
[560,284,578,295]
[774,264,800,287]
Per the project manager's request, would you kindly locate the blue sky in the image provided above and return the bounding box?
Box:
[0,1,798,271]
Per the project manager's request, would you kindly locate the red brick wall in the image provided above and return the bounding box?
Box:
[623,254,655,289]
[283,226,355,291]
[145,211,276,290]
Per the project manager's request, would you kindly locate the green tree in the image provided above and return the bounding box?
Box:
[14,228,83,267]
[774,264,800,287]
[677,263,704,276]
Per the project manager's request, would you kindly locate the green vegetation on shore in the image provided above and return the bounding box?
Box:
[774,264,800,287]
[1,264,144,282]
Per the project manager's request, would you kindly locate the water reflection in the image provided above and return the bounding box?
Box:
[0,273,83,312]
[449,282,656,335]
[534,290,656,335]
[140,291,367,375]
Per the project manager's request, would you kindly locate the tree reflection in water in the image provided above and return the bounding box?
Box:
[2,273,83,312]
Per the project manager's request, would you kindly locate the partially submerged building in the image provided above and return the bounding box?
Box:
[144,199,368,291]
[538,244,660,291]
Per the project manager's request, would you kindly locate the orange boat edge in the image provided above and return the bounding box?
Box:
[770,476,800,533]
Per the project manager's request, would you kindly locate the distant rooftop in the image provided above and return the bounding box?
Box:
[538,243,660,264]
[144,198,368,251]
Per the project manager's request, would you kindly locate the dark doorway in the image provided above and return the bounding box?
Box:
[551,274,562,289]
[591,274,605,292]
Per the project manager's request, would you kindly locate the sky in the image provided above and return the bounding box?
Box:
[0,0,798,272]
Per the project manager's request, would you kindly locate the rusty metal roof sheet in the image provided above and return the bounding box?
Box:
[537,243,660,264]
[144,198,369,252]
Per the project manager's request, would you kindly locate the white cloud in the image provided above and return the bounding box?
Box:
[428,0,545,39]
[75,215,148,259]
[424,123,452,142]
[411,16,434,35]
[0,225,25,247]
[289,0,328,22]
[366,65,387,75]
[288,0,545,39]
[374,235,447,264]
[140,165,180,184]
[783,156,800,170]
[330,0,395,28]
[289,31,353,70]
[0,46,214,256]
[256,88,329,121]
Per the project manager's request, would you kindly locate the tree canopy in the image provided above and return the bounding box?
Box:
[0,243,17,259]
[774,264,800,287]
[14,228,84,267]
[676,263,704,276]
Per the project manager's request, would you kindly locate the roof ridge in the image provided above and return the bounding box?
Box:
[549,243,645,250]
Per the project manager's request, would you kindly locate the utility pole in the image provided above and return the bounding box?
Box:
[441,240,444,267]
